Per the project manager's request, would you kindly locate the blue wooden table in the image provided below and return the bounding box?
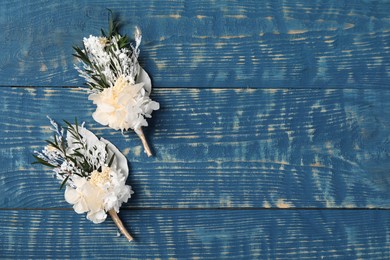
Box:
[1,1,389,259]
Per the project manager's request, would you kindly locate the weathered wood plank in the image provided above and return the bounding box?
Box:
[0,0,388,88]
[0,209,389,259]
[1,87,389,208]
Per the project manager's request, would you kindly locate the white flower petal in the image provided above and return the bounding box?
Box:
[98,103,116,113]
[64,186,80,204]
[88,93,100,102]
[103,194,117,211]
[73,199,89,214]
[87,210,107,224]
[92,111,110,126]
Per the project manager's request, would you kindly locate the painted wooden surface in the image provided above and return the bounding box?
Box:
[0,0,389,88]
[1,0,389,259]
[1,87,389,209]
[1,210,390,259]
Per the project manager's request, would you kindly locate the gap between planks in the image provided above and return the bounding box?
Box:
[0,207,388,211]
[3,85,390,90]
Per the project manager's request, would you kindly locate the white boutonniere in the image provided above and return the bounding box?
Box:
[74,14,159,156]
[33,117,134,242]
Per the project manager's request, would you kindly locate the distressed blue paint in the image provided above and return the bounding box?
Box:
[0,87,389,208]
[0,0,389,88]
[0,210,389,259]
[1,1,390,258]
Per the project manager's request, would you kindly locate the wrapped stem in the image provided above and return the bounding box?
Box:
[108,209,133,242]
[137,128,152,157]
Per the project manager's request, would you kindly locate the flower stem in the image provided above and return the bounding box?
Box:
[108,209,133,242]
[137,128,152,157]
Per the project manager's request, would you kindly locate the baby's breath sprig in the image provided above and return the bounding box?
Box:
[73,12,159,157]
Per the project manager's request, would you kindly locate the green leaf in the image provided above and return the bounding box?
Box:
[101,28,107,37]
[63,119,72,129]
[118,35,129,49]
[60,175,70,190]
[73,46,92,66]
[54,134,58,146]
[45,140,60,151]
[75,117,79,133]
[67,156,78,165]
[108,153,115,167]
[105,9,123,38]
[32,155,56,168]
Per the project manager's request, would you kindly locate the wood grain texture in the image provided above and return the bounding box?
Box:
[0,209,389,259]
[0,1,389,258]
[1,87,389,208]
[0,0,389,88]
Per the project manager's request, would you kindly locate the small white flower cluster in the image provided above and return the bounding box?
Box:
[56,160,83,184]
[34,119,133,224]
[74,27,159,133]
[42,145,62,165]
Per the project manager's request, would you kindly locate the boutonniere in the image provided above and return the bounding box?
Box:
[33,117,134,242]
[73,14,159,157]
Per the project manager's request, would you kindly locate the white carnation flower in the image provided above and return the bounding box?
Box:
[65,175,107,223]
[89,75,159,133]
[65,166,133,224]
